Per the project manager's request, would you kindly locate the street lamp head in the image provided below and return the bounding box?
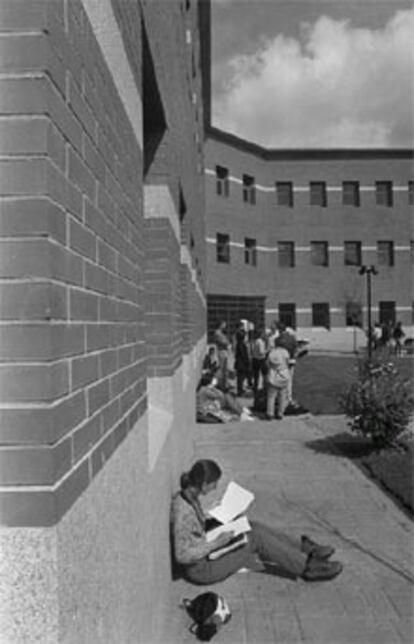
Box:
[371,265,378,275]
[359,266,366,275]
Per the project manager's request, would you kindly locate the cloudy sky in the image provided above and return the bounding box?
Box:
[211,0,414,148]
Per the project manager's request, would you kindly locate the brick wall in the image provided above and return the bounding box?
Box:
[0,0,207,639]
[0,0,206,521]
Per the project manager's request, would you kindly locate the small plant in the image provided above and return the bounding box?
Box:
[340,356,414,449]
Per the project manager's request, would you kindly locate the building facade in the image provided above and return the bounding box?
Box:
[205,128,414,351]
[0,0,206,641]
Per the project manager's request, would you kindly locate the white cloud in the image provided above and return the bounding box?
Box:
[213,9,414,147]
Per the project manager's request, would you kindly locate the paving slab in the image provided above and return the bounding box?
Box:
[162,415,414,643]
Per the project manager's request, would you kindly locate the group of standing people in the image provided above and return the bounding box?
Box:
[200,319,307,422]
[372,320,405,356]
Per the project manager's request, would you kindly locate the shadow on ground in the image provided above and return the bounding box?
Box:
[305,431,414,518]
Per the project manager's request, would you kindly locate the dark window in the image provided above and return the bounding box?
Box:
[312,303,330,328]
[342,181,360,207]
[244,238,257,266]
[310,182,327,207]
[377,241,394,266]
[379,301,395,326]
[279,303,296,329]
[310,241,329,266]
[278,242,295,267]
[142,20,167,176]
[409,181,414,205]
[344,241,362,266]
[346,301,363,327]
[376,181,393,207]
[216,166,229,197]
[276,182,293,207]
[216,233,230,263]
[242,174,256,204]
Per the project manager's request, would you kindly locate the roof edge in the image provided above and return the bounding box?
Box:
[206,126,414,160]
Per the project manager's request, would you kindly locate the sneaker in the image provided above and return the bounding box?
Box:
[302,558,343,582]
[301,535,335,560]
[241,412,254,422]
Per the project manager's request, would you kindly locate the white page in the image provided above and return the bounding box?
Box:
[206,515,251,543]
[208,481,254,524]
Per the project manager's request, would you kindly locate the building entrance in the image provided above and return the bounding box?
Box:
[207,294,266,342]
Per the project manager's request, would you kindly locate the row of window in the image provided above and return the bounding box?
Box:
[215,166,414,207]
[216,234,405,267]
[277,301,399,330]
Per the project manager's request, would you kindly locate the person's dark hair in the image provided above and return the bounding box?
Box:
[180,460,222,491]
[197,372,215,390]
[184,593,219,641]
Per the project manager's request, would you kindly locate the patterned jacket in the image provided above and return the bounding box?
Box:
[171,493,215,564]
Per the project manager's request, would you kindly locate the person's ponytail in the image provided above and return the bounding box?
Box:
[180,471,191,489]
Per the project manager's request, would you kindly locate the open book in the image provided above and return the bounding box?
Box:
[208,481,255,524]
[205,482,254,560]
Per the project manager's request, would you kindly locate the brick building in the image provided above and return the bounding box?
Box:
[0,0,206,641]
[205,128,414,351]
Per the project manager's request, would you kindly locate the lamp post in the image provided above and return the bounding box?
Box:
[359,265,378,361]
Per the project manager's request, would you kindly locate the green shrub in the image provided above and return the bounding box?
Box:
[340,356,414,449]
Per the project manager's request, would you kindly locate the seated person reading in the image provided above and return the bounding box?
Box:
[171,459,342,585]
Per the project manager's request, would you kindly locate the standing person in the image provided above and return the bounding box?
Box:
[277,323,298,408]
[266,320,280,352]
[373,322,382,351]
[213,321,230,391]
[171,459,342,585]
[234,321,250,397]
[393,321,405,357]
[266,336,290,420]
[251,329,267,394]
[202,346,219,377]
[380,320,390,348]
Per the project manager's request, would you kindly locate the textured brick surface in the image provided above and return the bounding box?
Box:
[0,0,205,530]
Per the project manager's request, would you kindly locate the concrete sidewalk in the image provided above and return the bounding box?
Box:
[164,416,413,643]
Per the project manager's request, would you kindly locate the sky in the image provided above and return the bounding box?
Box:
[211,0,414,148]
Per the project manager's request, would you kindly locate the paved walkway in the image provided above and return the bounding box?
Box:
[164,415,413,643]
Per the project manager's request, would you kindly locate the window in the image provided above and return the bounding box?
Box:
[279,303,296,329]
[343,181,360,207]
[216,166,229,197]
[216,233,230,263]
[244,238,257,266]
[310,241,329,266]
[379,301,395,326]
[344,241,362,266]
[312,303,330,329]
[278,242,295,267]
[346,301,363,327]
[142,21,167,176]
[242,174,256,204]
[409,181,414,205]
[377,241,394,266]
[276,182,293,207]
[310,182,327,207]
[376,181,393,207]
